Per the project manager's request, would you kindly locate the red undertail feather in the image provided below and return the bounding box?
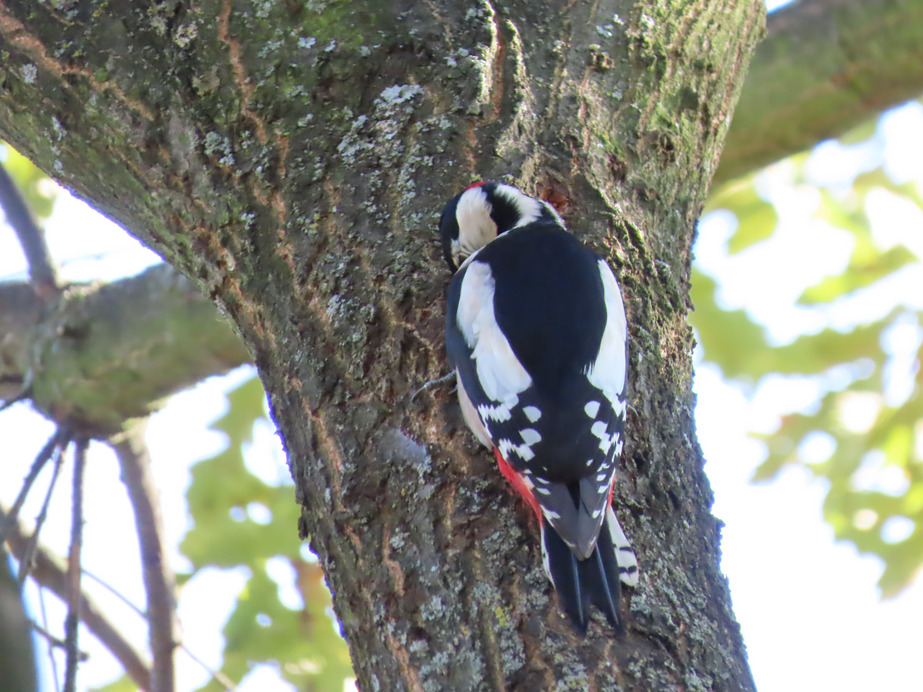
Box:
[493,447,542,523]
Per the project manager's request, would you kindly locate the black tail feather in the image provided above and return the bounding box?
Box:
[543,526,589,631]
[543,523,624,633]
[582,517,624,633]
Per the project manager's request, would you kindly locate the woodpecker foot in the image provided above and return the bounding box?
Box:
[410,372,456,402]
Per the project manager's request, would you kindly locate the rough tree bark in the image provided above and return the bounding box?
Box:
[0,1,764,689]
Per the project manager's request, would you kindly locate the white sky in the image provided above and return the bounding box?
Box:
[1,17,922,692]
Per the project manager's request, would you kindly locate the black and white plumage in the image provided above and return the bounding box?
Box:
[441,181,639,633]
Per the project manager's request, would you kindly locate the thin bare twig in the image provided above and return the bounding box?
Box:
[38,585,61,692]
[112,425,176,692]
[63,438,88,692]
[83,568,148,618]
[31,621,89,661]
[1,504,151,689]
[0,161,59,298]
[179,644,238,692]
[17,437,69,585]
[1,428,68,545]
[83,568,238,691]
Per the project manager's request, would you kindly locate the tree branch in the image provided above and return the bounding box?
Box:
[0,264,249,436]
[63,438,88,692]
[0,505,151,690]
[17,437,68,585]
[111,425,176,692]
[0,162,59,298]
[0,428,68,545]
[717,0,923,184]
[30,620,88,661]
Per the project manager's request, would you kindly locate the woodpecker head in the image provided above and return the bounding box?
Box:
[439,181,564,271]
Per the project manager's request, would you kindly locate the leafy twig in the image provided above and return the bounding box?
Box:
[63,438,88,692]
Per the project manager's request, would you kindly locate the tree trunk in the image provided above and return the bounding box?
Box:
[0,1,763,689]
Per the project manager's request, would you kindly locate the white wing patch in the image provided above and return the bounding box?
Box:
[591,426,620,455]
[457,261,532,403]
[498,435,538,462]
[584,259,627,406]
[477,402,513,423]
[519,428,542,445]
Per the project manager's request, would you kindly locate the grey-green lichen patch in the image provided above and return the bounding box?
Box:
[336,84,425,167]
[416,631,485,692]
[684,668,713,692]
[20,63,38,84]
[472,581,526,675]
[554,660,590,691]
[389,528,407,551]
[174,22,197,49]
[203,131,236,167]
[419,594,445,622]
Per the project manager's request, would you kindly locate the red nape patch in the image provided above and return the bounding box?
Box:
[465,181,487,191]
[494,448,543,524]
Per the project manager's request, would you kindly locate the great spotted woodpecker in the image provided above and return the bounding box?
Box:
[441,181,639,632]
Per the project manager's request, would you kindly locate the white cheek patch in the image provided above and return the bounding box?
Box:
[457,261,532,403]
[456,186,498,256]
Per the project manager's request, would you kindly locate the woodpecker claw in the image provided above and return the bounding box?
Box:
[410,371,456,402]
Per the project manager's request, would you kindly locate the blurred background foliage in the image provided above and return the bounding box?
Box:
[691,100,923,598]
[3,95,922,687]
[178,376,352,692]
[2,146,58,219]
